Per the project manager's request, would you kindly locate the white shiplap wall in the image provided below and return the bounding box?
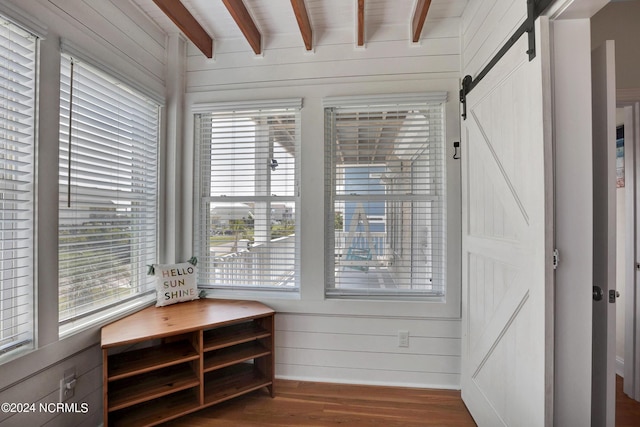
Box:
[183,13,464,389]
[0,1,166,426]
[0,345,103,427]
[460,0,527,78]
[275,314,461,388]
[187,18,461,92]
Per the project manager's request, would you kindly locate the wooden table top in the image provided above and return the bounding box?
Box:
[101,298,274,348]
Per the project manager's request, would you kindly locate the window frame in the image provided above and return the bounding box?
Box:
[193,100,302,294]
[57,52,161,336]
[0,13,39,362]
[323,94,447,300]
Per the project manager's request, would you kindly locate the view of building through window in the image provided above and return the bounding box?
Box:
[196,105,300,290]
[325,101,446,297]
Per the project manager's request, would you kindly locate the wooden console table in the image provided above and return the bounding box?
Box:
[101,299,275,427]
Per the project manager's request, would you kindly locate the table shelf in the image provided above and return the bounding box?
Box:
[102,299,275,426]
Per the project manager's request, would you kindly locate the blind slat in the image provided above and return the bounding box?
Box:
[325,100,446,298]
[0,14,36,355]
[196,106,301,291]
[58,54,159,330]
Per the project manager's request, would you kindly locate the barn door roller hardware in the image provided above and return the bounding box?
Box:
[460,0,553,120]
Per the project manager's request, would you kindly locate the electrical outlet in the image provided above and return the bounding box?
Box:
[398,330,409,348]
[59,368,76,402]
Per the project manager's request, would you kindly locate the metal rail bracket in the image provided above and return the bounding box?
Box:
[460,0,552,120]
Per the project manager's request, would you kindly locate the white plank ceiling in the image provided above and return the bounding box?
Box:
[129,0,467,56]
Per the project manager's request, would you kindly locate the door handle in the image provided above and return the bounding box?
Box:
[593,286,604,301]
[609,289,620,303]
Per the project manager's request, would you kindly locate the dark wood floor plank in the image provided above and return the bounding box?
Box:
[617,375,640,427]
[165,379,476,426]
[164,376,640,426]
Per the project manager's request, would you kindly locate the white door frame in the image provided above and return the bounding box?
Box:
[550,17,595,426]
[591,39,617,427]
[546,0,611,424]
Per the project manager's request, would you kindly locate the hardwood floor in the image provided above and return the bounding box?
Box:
[164,380,477,426]
[163,377,640,426]
[617,376,640,427]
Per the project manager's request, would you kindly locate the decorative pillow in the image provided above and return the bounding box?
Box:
[152,260,199,307]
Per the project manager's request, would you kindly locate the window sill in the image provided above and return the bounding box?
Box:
[59,296,156,339]
[200,293,459,320]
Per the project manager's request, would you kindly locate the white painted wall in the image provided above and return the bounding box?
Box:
[591,0,640,91]
[0,345,103,427]
[275,314,461,388]
[0,1,166,425]
[460,0,527,77]
[182,15,464,388]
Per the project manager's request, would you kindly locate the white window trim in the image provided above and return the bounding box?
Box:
[186,87,461,320]
[60,39,165,105]
[0,2,47,38]
[193,99,302,294]
[323,92,448,108]
[192,98,302,113]
[324,94,448,300]
[0,13,39,364]
[57,53,160,336]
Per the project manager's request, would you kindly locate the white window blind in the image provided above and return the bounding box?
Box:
[195,104,300,291]
[325,99,446,298]
[58,54,159,332]
[0,16,36,357]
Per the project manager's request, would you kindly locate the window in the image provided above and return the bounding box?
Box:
[0,16,37,357]
[325,96,446,298]
[58,54,159,333]
[195,101,300,291]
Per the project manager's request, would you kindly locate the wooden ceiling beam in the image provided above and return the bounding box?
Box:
[152,0,213,58]
[290,0,313,51]
[357,0,365,46]
[222,0,262,55]
[411,0,432,43]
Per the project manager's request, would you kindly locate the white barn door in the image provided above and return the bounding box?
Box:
[461,18,553,426]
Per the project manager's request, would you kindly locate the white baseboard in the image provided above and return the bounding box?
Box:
[616,356,625,377]
[274,374,461,391]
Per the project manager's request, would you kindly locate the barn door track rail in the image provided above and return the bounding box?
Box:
[460,0,554,120]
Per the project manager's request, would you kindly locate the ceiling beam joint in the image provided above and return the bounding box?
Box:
[291,0,313,51]
[411,0,432,43]
[222,0,262,55]
[152,0,213,58]
[357,0,365,47]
